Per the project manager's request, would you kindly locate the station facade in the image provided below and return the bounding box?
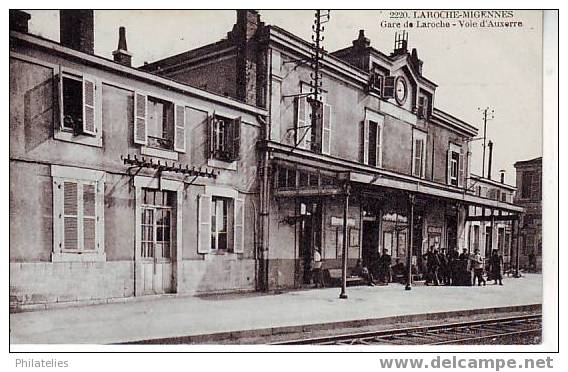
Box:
[10,10,526,309]
[143,10,525,290]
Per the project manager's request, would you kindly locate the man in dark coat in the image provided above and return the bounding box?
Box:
[422,246,440,286]
[489,249,504,285]
[378,249,392,284]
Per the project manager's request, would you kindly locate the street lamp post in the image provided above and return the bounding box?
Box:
[339,182,351,299]
[406,194,415,291]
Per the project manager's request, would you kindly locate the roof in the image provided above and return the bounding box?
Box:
[470,174,517,191]
[514,156,542,167]
[10,31,267,116]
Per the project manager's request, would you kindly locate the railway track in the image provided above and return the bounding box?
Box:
[272,314,542,345]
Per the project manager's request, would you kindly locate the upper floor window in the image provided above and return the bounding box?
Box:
[521,171,541,200]
[133,92,186,153]
[447,143,464,187]
[146,97,174,150]
[55,68,102,147]
[417,94,429,119]
[361,111,384,167]
[412,130,427,178]
[294,89,332,155]
[60,72,96,136]
[208,114,241,162]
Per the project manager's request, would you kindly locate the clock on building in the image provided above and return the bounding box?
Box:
[395,76,408,105]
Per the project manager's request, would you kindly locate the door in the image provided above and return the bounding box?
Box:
[140,202,173,295]
[362,221,379,269]
[297,200,322,285]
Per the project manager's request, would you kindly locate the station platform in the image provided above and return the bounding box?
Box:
[10,273,542,345]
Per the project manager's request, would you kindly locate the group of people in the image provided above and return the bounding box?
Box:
[352,249,394,286]
[422,245,504,287]
[310,245,505,288]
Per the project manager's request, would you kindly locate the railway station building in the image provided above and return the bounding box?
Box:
[10,10,526,310]
[143,10,525,290]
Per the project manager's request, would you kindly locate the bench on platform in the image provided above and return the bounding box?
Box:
[324,268,364,287]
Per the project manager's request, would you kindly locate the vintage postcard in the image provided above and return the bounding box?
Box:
[8,9,556,358]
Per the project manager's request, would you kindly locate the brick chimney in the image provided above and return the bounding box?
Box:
[60,10,94,54]
[352,29,371,48]
[410,48,423,75]
[10,10,31,33]
[231,10,266,107]
[112,26,132,67]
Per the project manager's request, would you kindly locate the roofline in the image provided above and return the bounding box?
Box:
[470,174,517,191]
[10,31,268,116]
[514,157,543,167]
[432,108,478,137]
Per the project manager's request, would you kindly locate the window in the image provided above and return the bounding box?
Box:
[140,189,174,260]
[382,76,396,98]
[501,192,508,202]
[277,166,297,189]
[473,225,480,251]
[197,189,244,255]
[208,114,241,162]
[521,171,541,200]
[133,92,186,153]
[211,197,231,252]
[58,70,98,137]
[368,73,383,95]
[361,112,384,167]
[52,165,105,261]
[412,130,427,178]
[450,151,459,186]
[417,94,429,119]
[294,96,332,154]
[146,97,174,150]
[447,143,464,187]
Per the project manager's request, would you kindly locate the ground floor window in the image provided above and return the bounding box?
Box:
[381,212,408,260]
[52,165,105,261]
[211,196,231,252]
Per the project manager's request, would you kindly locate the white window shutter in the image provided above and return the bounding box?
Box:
[197,194,212,254]
[412,138,418,177]
[82,77,97,135]
[63,181,79,250]
[447,149,452,185]
[376,124,382,167]
[458,147,465,187]
[174,103,186,152]
[52,178,63,254]
[57,67,65,130]
[134,92,147,145]
[233,198,245,254]
[82,183,96,250]
[421,140,426,178]
[322,103,331,155]
[362,120,370,164]
[295,97,305,147]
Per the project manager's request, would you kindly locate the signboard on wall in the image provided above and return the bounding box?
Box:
[330,217,356,227]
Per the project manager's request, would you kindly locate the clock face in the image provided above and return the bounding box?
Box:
[395,76,408,105]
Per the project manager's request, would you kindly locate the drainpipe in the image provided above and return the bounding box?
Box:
[257,114,270,292]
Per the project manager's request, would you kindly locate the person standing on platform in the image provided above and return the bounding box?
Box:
[489,249,504,285]
[472,248,486,286]
[423,246,440,286]
[311,248,323,288]
[439,249,450,285]
[378,249,392,285]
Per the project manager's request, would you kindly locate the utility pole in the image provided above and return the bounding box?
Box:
[478,107,494,178]
[308,10,330,152]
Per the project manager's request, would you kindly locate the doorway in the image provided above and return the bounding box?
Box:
[362,220,380,269]
[139,189,174,295]
[297,200,322,285]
